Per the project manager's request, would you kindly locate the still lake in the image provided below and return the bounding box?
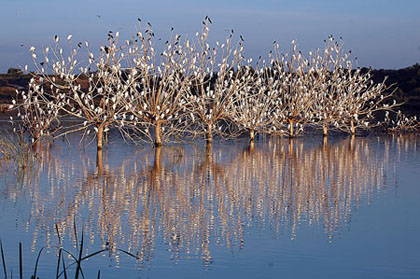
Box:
[0,131,419,278]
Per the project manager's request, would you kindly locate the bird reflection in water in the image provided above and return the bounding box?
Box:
[1,136,418,268]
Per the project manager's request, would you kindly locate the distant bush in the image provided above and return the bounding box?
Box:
[7,68,23,75]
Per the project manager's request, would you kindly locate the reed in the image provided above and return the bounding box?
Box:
[0,239,7,278]
[0,132,34,172]
[0,223,114,279]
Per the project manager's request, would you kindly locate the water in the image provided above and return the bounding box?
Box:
[0,132,419,278]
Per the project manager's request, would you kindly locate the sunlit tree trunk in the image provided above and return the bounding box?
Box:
[206,142,212,158]
[248,140,255,152]
[153,145,162,171]
[323,135,328,148]
[288,138,295,157]
[97,125,104,150]
[249,129,255,142]
[155,120,162,147]
[206,124,213,144]
[349,135,355,152]
[323,125,328,137]
[350,120,356,135]
[97,148,103,174]
[289,119,294,137]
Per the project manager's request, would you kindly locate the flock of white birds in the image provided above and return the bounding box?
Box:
[8,18,420,148]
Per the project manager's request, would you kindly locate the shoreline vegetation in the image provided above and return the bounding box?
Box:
[0,224,138,279]
[1,18,420,150]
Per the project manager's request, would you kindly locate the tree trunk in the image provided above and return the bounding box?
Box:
[32,130,41,151]
[205,142,213,168]
[249,129,255,142]
[288,138,294,157]
[153,145,162,172]
[32,140,41,152]
[350,120,355,135]
[289,119,294,137]
[248,141,255,152]
[206,142,212,156]
[323,125,328,137]
[155,120,162,146]
[151,146,162,192]
[97,148,103,174]
[97,125,104,150]
[206,125,213,144]
[33,130,40,142]
[349,135,355,152]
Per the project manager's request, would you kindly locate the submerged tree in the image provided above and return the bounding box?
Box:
[229,60,276,141]
[384,110,420,133]
[268,41,315,137]
[184,18,250,143]
[310,36,352,137]
[27,32,139,149]
[124,20,194,146]
[294,36,400,136]
[9,75,61,143]
[336,65,399,135]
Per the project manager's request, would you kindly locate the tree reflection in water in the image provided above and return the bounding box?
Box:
[1,135,418,269]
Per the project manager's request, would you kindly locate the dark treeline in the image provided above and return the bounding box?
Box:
[367,64,420,115]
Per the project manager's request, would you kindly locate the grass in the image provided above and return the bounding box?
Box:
[0,223,140,278]
[0,132,34,172]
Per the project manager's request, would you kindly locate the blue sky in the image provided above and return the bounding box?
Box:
[1,0,419,72]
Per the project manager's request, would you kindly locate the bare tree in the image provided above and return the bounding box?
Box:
[384,110,420,133]
[229,60,276,141]
[123,20,194,146]
[310,37,352,137]
[184,18,249,143]
[268,41,315,137]
[27,32,138,149]
[9,75,61,143]
[336,65,399,135]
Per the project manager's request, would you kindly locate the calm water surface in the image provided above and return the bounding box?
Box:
[0,133,419,278]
